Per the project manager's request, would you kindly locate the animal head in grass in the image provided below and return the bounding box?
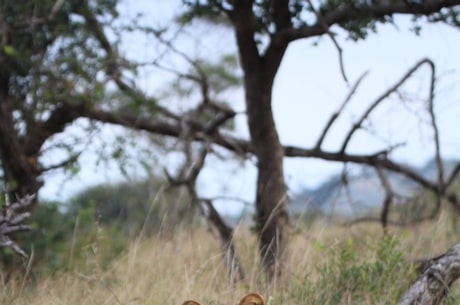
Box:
[182,301,203,305]
[239,293,265,305]
[181,293,265,305]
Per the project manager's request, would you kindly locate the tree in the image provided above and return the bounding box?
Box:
[1,0,460,280]
[0,0,114,199]
[179,0,460,279]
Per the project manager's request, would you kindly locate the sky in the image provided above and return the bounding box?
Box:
[40,1,460,214]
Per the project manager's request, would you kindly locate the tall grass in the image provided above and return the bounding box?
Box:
[2,210,460,305]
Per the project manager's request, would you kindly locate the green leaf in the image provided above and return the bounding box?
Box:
[3,45,16,56]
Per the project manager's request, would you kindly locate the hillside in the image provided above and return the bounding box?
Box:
[290,159,459,219]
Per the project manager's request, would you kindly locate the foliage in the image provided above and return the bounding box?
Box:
[0,199,127,278]
[69,178,194,238]
[182,0,460,41]
[2,0,115,116]
[291,235,414,305]
[1,173,194,276]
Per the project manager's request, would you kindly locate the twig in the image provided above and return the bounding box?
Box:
[445,162,460,189]
[0,194,35,258]
[48,0,65,20]
[315,71,368,149]
[340,58,435,154]
[376,166,393,230]
[305,0,348,84]
[425,60,443,216]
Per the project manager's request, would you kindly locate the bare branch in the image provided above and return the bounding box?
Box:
[201,195,253,207]
[0,238,28,258]
[81,100,458,212]
[0,194,35,258]
[203,199,246,283]
[340,58,435,154]
[398,243,460,305]
[446,162,460,188]
[376,166,393,230]
[48,0,65,20]
[305,0,348,84]
[164,138,246,282]
[426,60,444,192]
[40,152,82,173]
[315,71,368,149]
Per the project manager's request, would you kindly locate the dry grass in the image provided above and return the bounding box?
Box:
[2,210,460,305]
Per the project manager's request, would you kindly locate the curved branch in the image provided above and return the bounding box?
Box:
[315,71,368,149]
[398,242,460,305]
[446,162,460,188]
[23,102,89,155]
[305,0,348,84]
[340,58,434,154]
[78,101,455,210]
[425,60,444,187]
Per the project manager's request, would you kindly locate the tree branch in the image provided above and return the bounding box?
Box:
[398,242,460,305]
[0,194,35,258]
[340,58,434,154]
[232,1,261,74]
[76,99,458,212]
[305,0,349,84]
[277,0,460,43]
[376,166,393,230]
[315,71,368,149]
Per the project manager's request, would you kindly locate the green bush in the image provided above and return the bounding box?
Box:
[69,179,194,238]
[0,200,127,279]
[291,235,415,305]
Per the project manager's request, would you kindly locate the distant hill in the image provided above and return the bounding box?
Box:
[289,158,459,220]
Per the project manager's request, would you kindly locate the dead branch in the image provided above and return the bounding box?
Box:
[164,143,246,283]
[340,58,434,154]
[203,199,246,283]
[48,0,65,20]
[426,60,444,217]
[315,71,368,149]
[376,166,393,230]
[398,243,460,305]
[0,194,35,258]
[156,61,246,282]
[305,0,348,84]
[446,162,460,189]
[83,100,459,217]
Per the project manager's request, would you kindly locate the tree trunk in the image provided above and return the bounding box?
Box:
[230,1,290,280]
[0,76,42,202]
[244,70,289,280]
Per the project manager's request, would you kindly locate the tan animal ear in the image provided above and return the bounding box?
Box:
[238,293,265,305]
[182,301,203,305]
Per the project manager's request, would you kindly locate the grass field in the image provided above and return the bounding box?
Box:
[2,210,460,305]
